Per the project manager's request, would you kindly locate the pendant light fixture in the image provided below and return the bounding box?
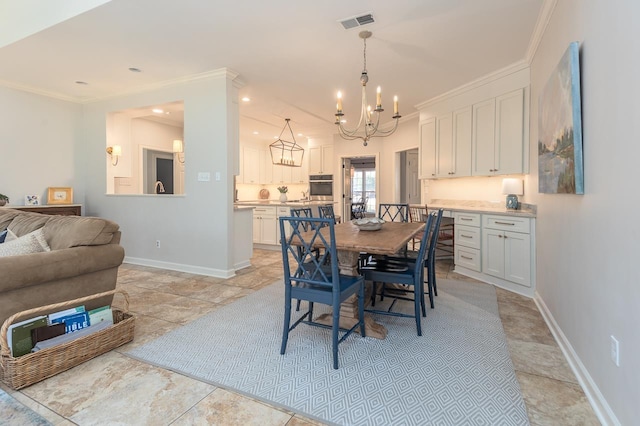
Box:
[335,30,401,146]
[269,118,304,167]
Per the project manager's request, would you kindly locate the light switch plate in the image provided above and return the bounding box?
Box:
[197,172,211,182]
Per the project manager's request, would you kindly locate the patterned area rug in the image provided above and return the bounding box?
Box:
[0,388,53,425]
[127,278,529,426]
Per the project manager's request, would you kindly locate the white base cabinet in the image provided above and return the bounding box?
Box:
[453,212,535,297]
[252,207,277,245]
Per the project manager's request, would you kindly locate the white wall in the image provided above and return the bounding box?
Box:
[530,1,639,424]
[0,86,82,206]
[81,71,241,277]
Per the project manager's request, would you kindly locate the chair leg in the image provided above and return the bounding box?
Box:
[332,304,340,369]
[295,299,301,311]
[420,271,427,318]
[358,284,366,337]
[281,298,292,355]
[309,302,314,321]
[414,282,422,336]
[370,282,377,306]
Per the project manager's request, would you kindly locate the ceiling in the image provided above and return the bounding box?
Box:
[0,0,544,144]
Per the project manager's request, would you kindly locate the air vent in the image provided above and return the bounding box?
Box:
[339,13,375,30]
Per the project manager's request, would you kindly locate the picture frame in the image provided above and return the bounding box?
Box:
[25,195,40,206]
[47,187,73,205]
[538,41,584,194]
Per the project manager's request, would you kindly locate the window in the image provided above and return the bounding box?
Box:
[351,169,376,213]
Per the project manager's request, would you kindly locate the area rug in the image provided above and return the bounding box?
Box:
[127,278,529,426]
[0,388,53,425]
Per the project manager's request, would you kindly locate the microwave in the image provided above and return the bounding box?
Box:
[309,175,333,201]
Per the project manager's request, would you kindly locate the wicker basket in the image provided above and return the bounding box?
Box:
[0,289,135,390]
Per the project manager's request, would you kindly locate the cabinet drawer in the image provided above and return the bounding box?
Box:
[483,215,530,233]
[455,225,480,249]
[454,212,481,227]
[455,246,481,272]
[253,206,276,215]
[277,207,290,217]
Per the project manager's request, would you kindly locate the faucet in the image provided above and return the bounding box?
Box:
[154,180,165,194]
[301,190,308,200]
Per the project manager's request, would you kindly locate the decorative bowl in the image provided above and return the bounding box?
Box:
[352,217,385,231]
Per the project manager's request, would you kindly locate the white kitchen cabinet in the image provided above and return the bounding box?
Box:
[275,206,292,244]
[309,145,333,175]
[481,214,531,287]
[453,212,481,272]
[290,157,308,183]
[435,114,453,178]
[242,146,260,184]
[252,207,277,245]
[418,117,436,179]
[272,163,292,184]
[472,89,524,176]
[260,149,274,184]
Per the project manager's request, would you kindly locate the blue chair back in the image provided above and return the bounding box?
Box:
[279,216,338,288]
[413,213,435,277]
[427,209,444,262]
[318,205,336,223]
[379,203,409,222]
[290,207,314,232]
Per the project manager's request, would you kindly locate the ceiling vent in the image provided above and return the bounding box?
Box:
[339,13,375,30]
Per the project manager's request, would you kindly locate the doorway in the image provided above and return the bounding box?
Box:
[144,149,174,194]
[342,156,376,220]
[399,148,420,205]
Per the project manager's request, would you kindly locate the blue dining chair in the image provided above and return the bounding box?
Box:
[318,204,337,224]
[279,216,366,369]
[360,213,434,336]
[378,203,409,223]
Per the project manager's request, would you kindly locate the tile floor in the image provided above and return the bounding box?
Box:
[0,249,600,425]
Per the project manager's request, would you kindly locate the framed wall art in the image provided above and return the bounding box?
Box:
[538,41,584,194]
[25,195,40,205]
[47,187,73,204]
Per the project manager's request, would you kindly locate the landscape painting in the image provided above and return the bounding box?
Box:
[538,41,584,194]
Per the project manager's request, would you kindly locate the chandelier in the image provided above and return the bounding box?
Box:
[269,118,304,167]
[335,30,401,146]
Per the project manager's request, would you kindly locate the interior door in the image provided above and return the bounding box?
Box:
[406,150,420,205]
[342,158,352,221]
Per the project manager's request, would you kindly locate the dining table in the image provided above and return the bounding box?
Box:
[296,220,425,339]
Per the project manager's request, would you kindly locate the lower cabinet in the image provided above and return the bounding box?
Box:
[453,212,535,296]
[252,207,277,245]
[276,207,291,245]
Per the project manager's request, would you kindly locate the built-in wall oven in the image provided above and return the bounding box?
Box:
[309,175,333,201]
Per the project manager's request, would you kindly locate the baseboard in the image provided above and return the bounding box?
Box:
[534,292,620,426]
[124,256,236,279]
[234,259,252,271]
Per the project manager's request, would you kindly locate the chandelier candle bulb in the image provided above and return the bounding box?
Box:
[394,96,398,116]
[337,92,343,113]
[376,86,381,108]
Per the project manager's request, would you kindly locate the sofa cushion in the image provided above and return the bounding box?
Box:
[43,216,120,250]
[5,211,50,237]
[0,228,51,257]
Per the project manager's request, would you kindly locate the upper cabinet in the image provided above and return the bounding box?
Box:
[472,88,524,176]
[418,118,436,179]
[309,145,333,175]
[239,140,310,185]
[242,146,260,184]
[417,66,529,180]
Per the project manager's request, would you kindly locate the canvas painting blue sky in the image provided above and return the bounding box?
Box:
[538,41,584,194]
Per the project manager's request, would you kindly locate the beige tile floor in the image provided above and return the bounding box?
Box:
[1,249,600,425]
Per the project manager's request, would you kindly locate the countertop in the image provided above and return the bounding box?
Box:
[426,199,537,218]
[234,200,336,207]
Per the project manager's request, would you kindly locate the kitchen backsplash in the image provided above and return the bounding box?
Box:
[236,183,309,201]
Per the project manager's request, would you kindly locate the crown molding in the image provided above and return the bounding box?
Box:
[524,0,558,63]
[1,67,241,104]
[414,60,529,110]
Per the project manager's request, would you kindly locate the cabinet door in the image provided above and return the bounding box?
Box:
[309,147,322,174]
[482,228,505,279]
[453,106,472,177]
[472,99,496,176]
[419,118,436,179]
[252,216,261,243]
[436,114,453,178]
[273,164,292,183]
[243,147,260,184]
[495,89,524,175]
[504,230,531,287]
[321,145,334,175]
[260,149,273,184]
[261,216,278,245]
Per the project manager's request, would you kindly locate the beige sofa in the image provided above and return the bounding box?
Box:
[0,208,125,327]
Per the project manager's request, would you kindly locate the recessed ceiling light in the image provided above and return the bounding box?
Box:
[241,97,250,102]
[252,131,259,135]
[340,119,347,123]
[128,67,142,73]
[273,136,278,139]
[152,108,163,114]
[165,112,171,115]
[75,81,88,85]
[297,133,303,136]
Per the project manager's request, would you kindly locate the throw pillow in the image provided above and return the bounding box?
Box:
[0,229,6,243]
[0,228,51,257]
[4,228,18,242]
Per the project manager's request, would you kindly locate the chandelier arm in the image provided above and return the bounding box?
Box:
[367,118,401,138]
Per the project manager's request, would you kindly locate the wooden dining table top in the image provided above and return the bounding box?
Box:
[299,221,425,255]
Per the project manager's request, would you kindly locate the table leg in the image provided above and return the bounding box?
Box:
[315,250,388,339]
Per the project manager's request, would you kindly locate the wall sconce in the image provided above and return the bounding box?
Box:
[502,178,524,209]
[173,139,185,164]
[106,145,122,166]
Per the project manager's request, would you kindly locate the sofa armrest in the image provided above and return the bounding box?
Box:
[0,244,125,293]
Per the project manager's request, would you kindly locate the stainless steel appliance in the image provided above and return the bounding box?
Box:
[309,175,333,201]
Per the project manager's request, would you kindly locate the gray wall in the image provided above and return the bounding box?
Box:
[530,1,639,423]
